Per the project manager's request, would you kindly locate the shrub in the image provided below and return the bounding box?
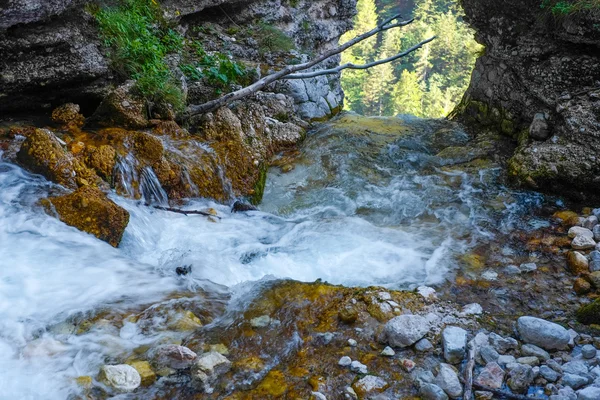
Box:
[541,0,600,15]
[255,22,295,53]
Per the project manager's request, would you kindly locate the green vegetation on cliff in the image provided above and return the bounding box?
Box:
[541,0,600,15]
[340,0,482,118]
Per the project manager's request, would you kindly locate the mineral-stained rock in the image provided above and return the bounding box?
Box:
[475,362,505,389]
[191,351,232,393]
[51,103,85,128]
[567,251,589,275]
[17,128,97,189]
[516,316,570,350]
[89,81,149,129]
[98,364,141,393]
[573,278,591,295]
[127,360,156,386]
[41,186,129,247]
[85,145,117,181]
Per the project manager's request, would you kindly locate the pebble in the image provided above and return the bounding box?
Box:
[520,262,537,272]
[572,235,596,250]
[435,363,463,398]
[339,356,352,367]
[381,346,395,357]
[417,286,437,299]
[568,226,594,239]
[474,362,505,389]
[350,360,368,374]
[348,339,357,347]
[461,303,483,315]
[517,316,570,350]
[581,344,597,359]
[99,364,141,393]
[384,314,430,348]
[539,365,560,382]
[419,383,449,400]
[507,363,534,393]
[312,392,327,400]
[415,338,434,352]
[400,358,416,372]
[561,373,587,389]
[442,326,467,364]
[522,344,551,360]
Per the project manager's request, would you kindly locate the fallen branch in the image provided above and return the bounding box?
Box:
[186,14,427,116]
[285,36,435,79]
[463,342,476,400]
[472,383,543,400]
[153,205,221,219]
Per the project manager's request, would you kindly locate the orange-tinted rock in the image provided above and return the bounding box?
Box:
[17,128,98,189]
[41,186,129,247]
[86,145,117,181]
[574,278,592,295]
[51,103,85,128]
[567,251,589,275]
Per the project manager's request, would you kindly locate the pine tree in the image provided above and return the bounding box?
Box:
[392,70,423,116]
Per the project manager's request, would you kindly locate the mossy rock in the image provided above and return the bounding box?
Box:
[85,145,117,182]
[41,186,130,247]
[576,299,600,325]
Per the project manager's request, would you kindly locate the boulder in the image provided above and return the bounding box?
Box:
[41,186,130,247]
[191,351,232,393]
[516,316,570,350]
[98,364,141,393]
[442,326,468,364]
[383,314,430,348]
[435,363,463,398]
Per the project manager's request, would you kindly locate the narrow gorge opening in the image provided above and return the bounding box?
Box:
[340,0,482,118]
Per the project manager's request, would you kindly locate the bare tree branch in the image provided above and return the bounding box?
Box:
[185,15,423,116]
[284,36,435,79]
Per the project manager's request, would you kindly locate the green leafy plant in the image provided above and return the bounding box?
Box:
[93,0,185,111]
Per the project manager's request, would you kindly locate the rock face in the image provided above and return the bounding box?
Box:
[516,316,570,350]
[41,186,130,247]
[454,0,600,201]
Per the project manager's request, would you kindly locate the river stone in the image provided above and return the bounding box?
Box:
[522,344,551,360]
[505,264,522,274]
[99,364,141,393]
[572,235,597,250]
[415,338,434,352]
[517,316,570,350]
[339,356,352,367]
[594,226,600,242]
[577,386,600,400]
[419,383,449,400]
[507,364,534,393]
[547,359,563,373]
[497,355,516,367]
[581,344,597,359]
[435,363,463,398]
[381,346,395,356]
[442,326,467,364]
[151,345,197,370]
[539,365,560,382]
[353,375,389,397]
[350,360,368,374]
[480,345,500,364]
[567,251,589,275]
[191,351,231,393]
[584,216,599,230]
[520,262,537,272]
[562,361,588,376]
[384,314,429,348]
[517,356,540,366]
[574,277,592,295]
[568,227,594,239]
[589,250,600,272]
[489,332,518,353]
[475,362,505,389]
[561,373,587,389]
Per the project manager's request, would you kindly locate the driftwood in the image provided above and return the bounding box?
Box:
[463,342,476,400]
[472,383,543,400]
[153,205,221,219]
[186,14,435,116]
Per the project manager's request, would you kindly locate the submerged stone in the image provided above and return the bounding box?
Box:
[99,364,141,393]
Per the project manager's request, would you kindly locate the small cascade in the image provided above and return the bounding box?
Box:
[139,166,169,206]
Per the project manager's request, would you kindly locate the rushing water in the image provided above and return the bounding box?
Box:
[0,114,547,399]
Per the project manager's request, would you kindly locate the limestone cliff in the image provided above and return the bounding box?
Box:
[453,0,600,201]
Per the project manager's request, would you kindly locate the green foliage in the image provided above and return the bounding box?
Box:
[255,22,296,53]
[340,0,482,118]
[94,0,185,111]
[541,0,600,15]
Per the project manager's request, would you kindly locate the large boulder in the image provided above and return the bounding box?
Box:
[516,316,570,350]
[41,186,130,247]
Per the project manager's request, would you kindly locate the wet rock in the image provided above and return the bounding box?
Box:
[435,363,463,398]
[175,265,192,276]
[561,373,587,389]
[572,235,596,250]
[443,326,468,364]
[474,391,494,400]
[589,250,600,272]
[480,345,500,364]
[381,346,395,357]
[338,356,352,367]
[89,81,149,129]
[98,364,141,393]
[577,386,600,400]
[231,200,258,213]
[85,145,116,181]
[415,338,434,352]
[489,332,518,353]
[581,344,597,359]
[127,360,156,386]
[191,351,232,393]
[350,360,368,374]
[41,186,130,247]
[567,251,589,275]
[419,383,449,400]
[507,363,535,393]
[250,315,271,328]
[17,128,96,189]
[573,278,592,295]
[151,344,197,370]
[522,344,550,360]
[51,103,84,127]
[475,362,505,389]
[540,365,560,382]
[504,264,522,274]
[520,262,537,272]
[517,316,570,350]
[383,314,429,348]
[568,227,594,239]
[353,375,389,397]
